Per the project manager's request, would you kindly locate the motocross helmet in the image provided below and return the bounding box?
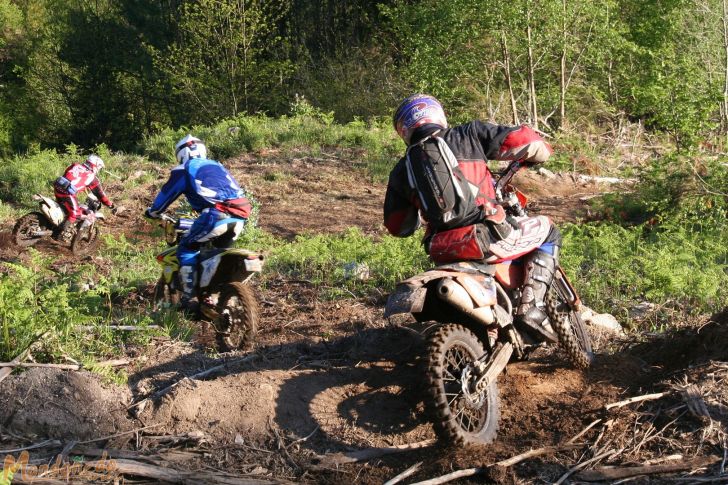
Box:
[175,134,207,164]
[85,154,105,173]
[393,94,448,145]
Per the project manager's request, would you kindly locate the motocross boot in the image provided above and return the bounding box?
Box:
[516,249,557,338]
[178,265,200,316]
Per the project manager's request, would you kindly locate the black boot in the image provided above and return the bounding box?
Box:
[516,249,557,336]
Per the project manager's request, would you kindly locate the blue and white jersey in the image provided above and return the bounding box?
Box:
[150,158,245,214]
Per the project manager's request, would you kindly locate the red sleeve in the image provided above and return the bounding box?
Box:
[497,125,552,163]
[89,178,112,207]
[383,159,421,237]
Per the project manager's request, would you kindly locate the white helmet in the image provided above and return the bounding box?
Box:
[85,154,105,173]
[175,134,207,164]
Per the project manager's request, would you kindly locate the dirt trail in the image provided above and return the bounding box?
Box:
[2,151,721,483]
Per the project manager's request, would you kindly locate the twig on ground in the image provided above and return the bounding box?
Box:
[75,424,163,445]
[605,392,667,411]
[495,443,583,468]
[316,439,436,466]
[576,455,719,481]
[0,331,50,385]
[406,467,486,485]
[285,426,319,450]
[74,325,160,331]
[567,419,603,445]
[554,448,622,485]
[384,462,422,485]
[0,439,62,454]
[0,359,129,370]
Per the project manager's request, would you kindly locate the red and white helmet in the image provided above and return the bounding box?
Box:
[393,94,448,144]
[85,154,105,173]
[175,134,207,164]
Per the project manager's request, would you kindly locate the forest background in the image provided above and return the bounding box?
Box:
[1,0,728,152]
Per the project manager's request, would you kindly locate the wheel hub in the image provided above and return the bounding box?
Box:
[460,365,485,409]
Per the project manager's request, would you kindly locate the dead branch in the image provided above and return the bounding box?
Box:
[567,419,603,444]
[0,331,50,384]
[0,439,62,454]
[554,448,621,485]
[407,467,485,485]
[495,443,583,468]
[0,359,128,370]
[384,462,422,485]
[576,455,720,481]
[316,439,436,466]
[604,392,668,411]
[128,353,259,409]
[75,424,163,445]
[74,325,160,331]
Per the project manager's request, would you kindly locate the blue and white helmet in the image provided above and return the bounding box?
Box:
[175,134,208,164]
[393,94,448,145]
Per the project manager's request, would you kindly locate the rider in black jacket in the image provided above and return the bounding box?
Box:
[384,94,560,335]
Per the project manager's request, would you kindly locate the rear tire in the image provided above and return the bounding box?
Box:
[215,282,259,352]
[13,212,52,247]
[426,324,500,445]
[70,224,99,255]
[546,289,594,369]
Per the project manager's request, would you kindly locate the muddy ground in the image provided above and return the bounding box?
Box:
[1,150,726,484]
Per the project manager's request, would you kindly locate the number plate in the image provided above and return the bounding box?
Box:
[244,258,263,272]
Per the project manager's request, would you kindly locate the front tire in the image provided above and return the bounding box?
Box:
[426,324,500,445]
[546,289,594,369]
[70,224,99,255]
[13,212,52,247]
[215,282,259,352]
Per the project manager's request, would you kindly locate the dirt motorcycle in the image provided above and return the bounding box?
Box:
[12,193,104,255]
[152,213,264,352]
[384,160,593,446]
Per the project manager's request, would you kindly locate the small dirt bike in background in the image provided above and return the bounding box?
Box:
[13,193,104,255]
[153,213,264,352]
[385,160,593,446]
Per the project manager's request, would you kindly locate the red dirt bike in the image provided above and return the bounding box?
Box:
[152,213,264,351]
[385,161,593,446]
[12,193,105,255]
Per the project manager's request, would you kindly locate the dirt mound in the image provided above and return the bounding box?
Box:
[629,312,728,373]
[0,368,135,440]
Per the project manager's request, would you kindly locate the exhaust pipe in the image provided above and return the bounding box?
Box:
[436,279,495,325]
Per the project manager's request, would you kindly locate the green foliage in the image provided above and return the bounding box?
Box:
[562,156,728,324]
[268,227,429,293]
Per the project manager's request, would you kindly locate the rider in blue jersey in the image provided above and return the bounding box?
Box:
[145,135,252,309]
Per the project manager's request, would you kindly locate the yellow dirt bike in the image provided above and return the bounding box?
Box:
[153,213,264,351]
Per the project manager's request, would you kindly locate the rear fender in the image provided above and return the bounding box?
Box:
[201,249,264,289]
[35,194,65,227]
[155,246,179,284]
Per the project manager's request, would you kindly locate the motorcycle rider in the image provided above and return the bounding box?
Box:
[54,154,115,242]
[384,94,561,336]
[144,134,252,311]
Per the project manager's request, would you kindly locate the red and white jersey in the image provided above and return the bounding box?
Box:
[55,162,111,206]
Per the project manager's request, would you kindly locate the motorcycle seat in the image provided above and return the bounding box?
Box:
[434,261,496,276]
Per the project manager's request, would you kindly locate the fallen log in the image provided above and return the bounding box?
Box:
[112,459,285,484]
[576,455,720,481]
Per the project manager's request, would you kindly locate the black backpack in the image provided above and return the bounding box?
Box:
[405,134,478,231]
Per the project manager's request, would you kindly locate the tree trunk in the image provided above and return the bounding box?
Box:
[559,0,567,130]
[526,3,538,129]
[722,0,728,134]
[501,32,519,125]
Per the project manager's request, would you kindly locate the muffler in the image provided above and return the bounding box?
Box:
[436,278,495,325]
